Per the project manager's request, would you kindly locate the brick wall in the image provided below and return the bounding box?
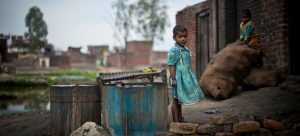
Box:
[125,41,152,68]
[217,0,238,50]
[107,53,123,67]
[107,42,167,68]
[151,51,168,67]
[260,0,289,73]
[236,0,289,73]
[176,1,211,73]
[225,0,237,44]
[67,47,86,63]
[176,0,290,75]
[67,47,97,69]
[50,55,70,68]
[88,45,109,57]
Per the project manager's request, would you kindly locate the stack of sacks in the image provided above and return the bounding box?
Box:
[200,42,261,99]
[244,68,278,88]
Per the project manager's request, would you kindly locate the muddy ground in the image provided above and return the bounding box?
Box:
[0,84,300,136]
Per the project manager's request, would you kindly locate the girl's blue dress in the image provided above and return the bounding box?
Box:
[167,43,205,105]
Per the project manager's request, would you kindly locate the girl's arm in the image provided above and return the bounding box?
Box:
[169,65,176,86]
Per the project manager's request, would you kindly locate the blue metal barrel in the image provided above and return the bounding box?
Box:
[102,83,168,136]
[99,69,168,136]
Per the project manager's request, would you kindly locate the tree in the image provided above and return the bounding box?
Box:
[112,0,136,67]
[112,0,169,46]
[25,6,48,53]
[134,0,169,43]
[112,0,134,47]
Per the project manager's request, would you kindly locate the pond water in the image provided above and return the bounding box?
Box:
[0,86,50,115]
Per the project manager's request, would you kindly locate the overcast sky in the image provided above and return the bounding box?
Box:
[0,0,202,52]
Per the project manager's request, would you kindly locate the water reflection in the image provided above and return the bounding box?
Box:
[0,86,49,115]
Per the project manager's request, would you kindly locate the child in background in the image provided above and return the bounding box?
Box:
[167,25,205,122]
[239,9,261,50]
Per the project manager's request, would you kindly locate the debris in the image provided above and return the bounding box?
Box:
[204,108,221,114]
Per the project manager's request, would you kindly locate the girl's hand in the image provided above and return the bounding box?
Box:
[172,79,177,86]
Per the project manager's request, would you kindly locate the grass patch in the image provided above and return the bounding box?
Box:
[2,70,98,86]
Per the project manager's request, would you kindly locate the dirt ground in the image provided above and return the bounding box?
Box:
[0,84,300,136]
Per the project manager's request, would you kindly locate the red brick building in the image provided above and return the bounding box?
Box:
[107,41,167,68]
[151,51,168,67]
[67,47,96,69]
[107,51,123,68]
[125,41,152,68]
[176,0,299,78]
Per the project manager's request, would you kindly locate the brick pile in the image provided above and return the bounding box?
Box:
[163,115,298,136]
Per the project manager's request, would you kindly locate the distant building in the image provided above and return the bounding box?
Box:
[107,41,167,68]
[87,45,109,67]
[151,51,168,67]
[67,47,96,69]
[10,35,30,53]
[125,41,153,68]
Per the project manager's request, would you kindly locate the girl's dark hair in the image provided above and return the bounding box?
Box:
[242,9,252,19]
[173,25,187,38]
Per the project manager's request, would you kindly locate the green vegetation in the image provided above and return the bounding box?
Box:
[0,70,98,87]
[24,6,48,53]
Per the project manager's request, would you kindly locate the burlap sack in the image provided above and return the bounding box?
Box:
[244,68,278,87]
[200,42,260,99]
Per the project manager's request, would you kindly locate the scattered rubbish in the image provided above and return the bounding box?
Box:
[204,108,221,114]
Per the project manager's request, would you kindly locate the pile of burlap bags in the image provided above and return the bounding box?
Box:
[200,42,278,99]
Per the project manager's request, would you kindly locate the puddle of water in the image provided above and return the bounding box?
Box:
[0,86,50,115]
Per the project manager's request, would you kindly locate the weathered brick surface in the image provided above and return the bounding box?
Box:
[220,124,233,133]
[263,119,285,130]
[176,1,211,76]
[237,0,289,73]
[176,0,290,76]
[197,123,219,134]
[232,121,260,133]
[50,55,70,68]
[107,41,167,68]
[215,132,237,136]
[169,122,199,134]
[107,53,123,67]
[210,115,239,125]
[125,41,152,68]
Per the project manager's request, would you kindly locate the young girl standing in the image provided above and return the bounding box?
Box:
[167,25,205,122]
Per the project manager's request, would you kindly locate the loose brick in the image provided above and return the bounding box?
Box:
[210,115,239,125]
[263,119,285,130]
[169,122,199,134]
[233,121,260,133]
[197,124,219,134]
[221,124,233,133]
